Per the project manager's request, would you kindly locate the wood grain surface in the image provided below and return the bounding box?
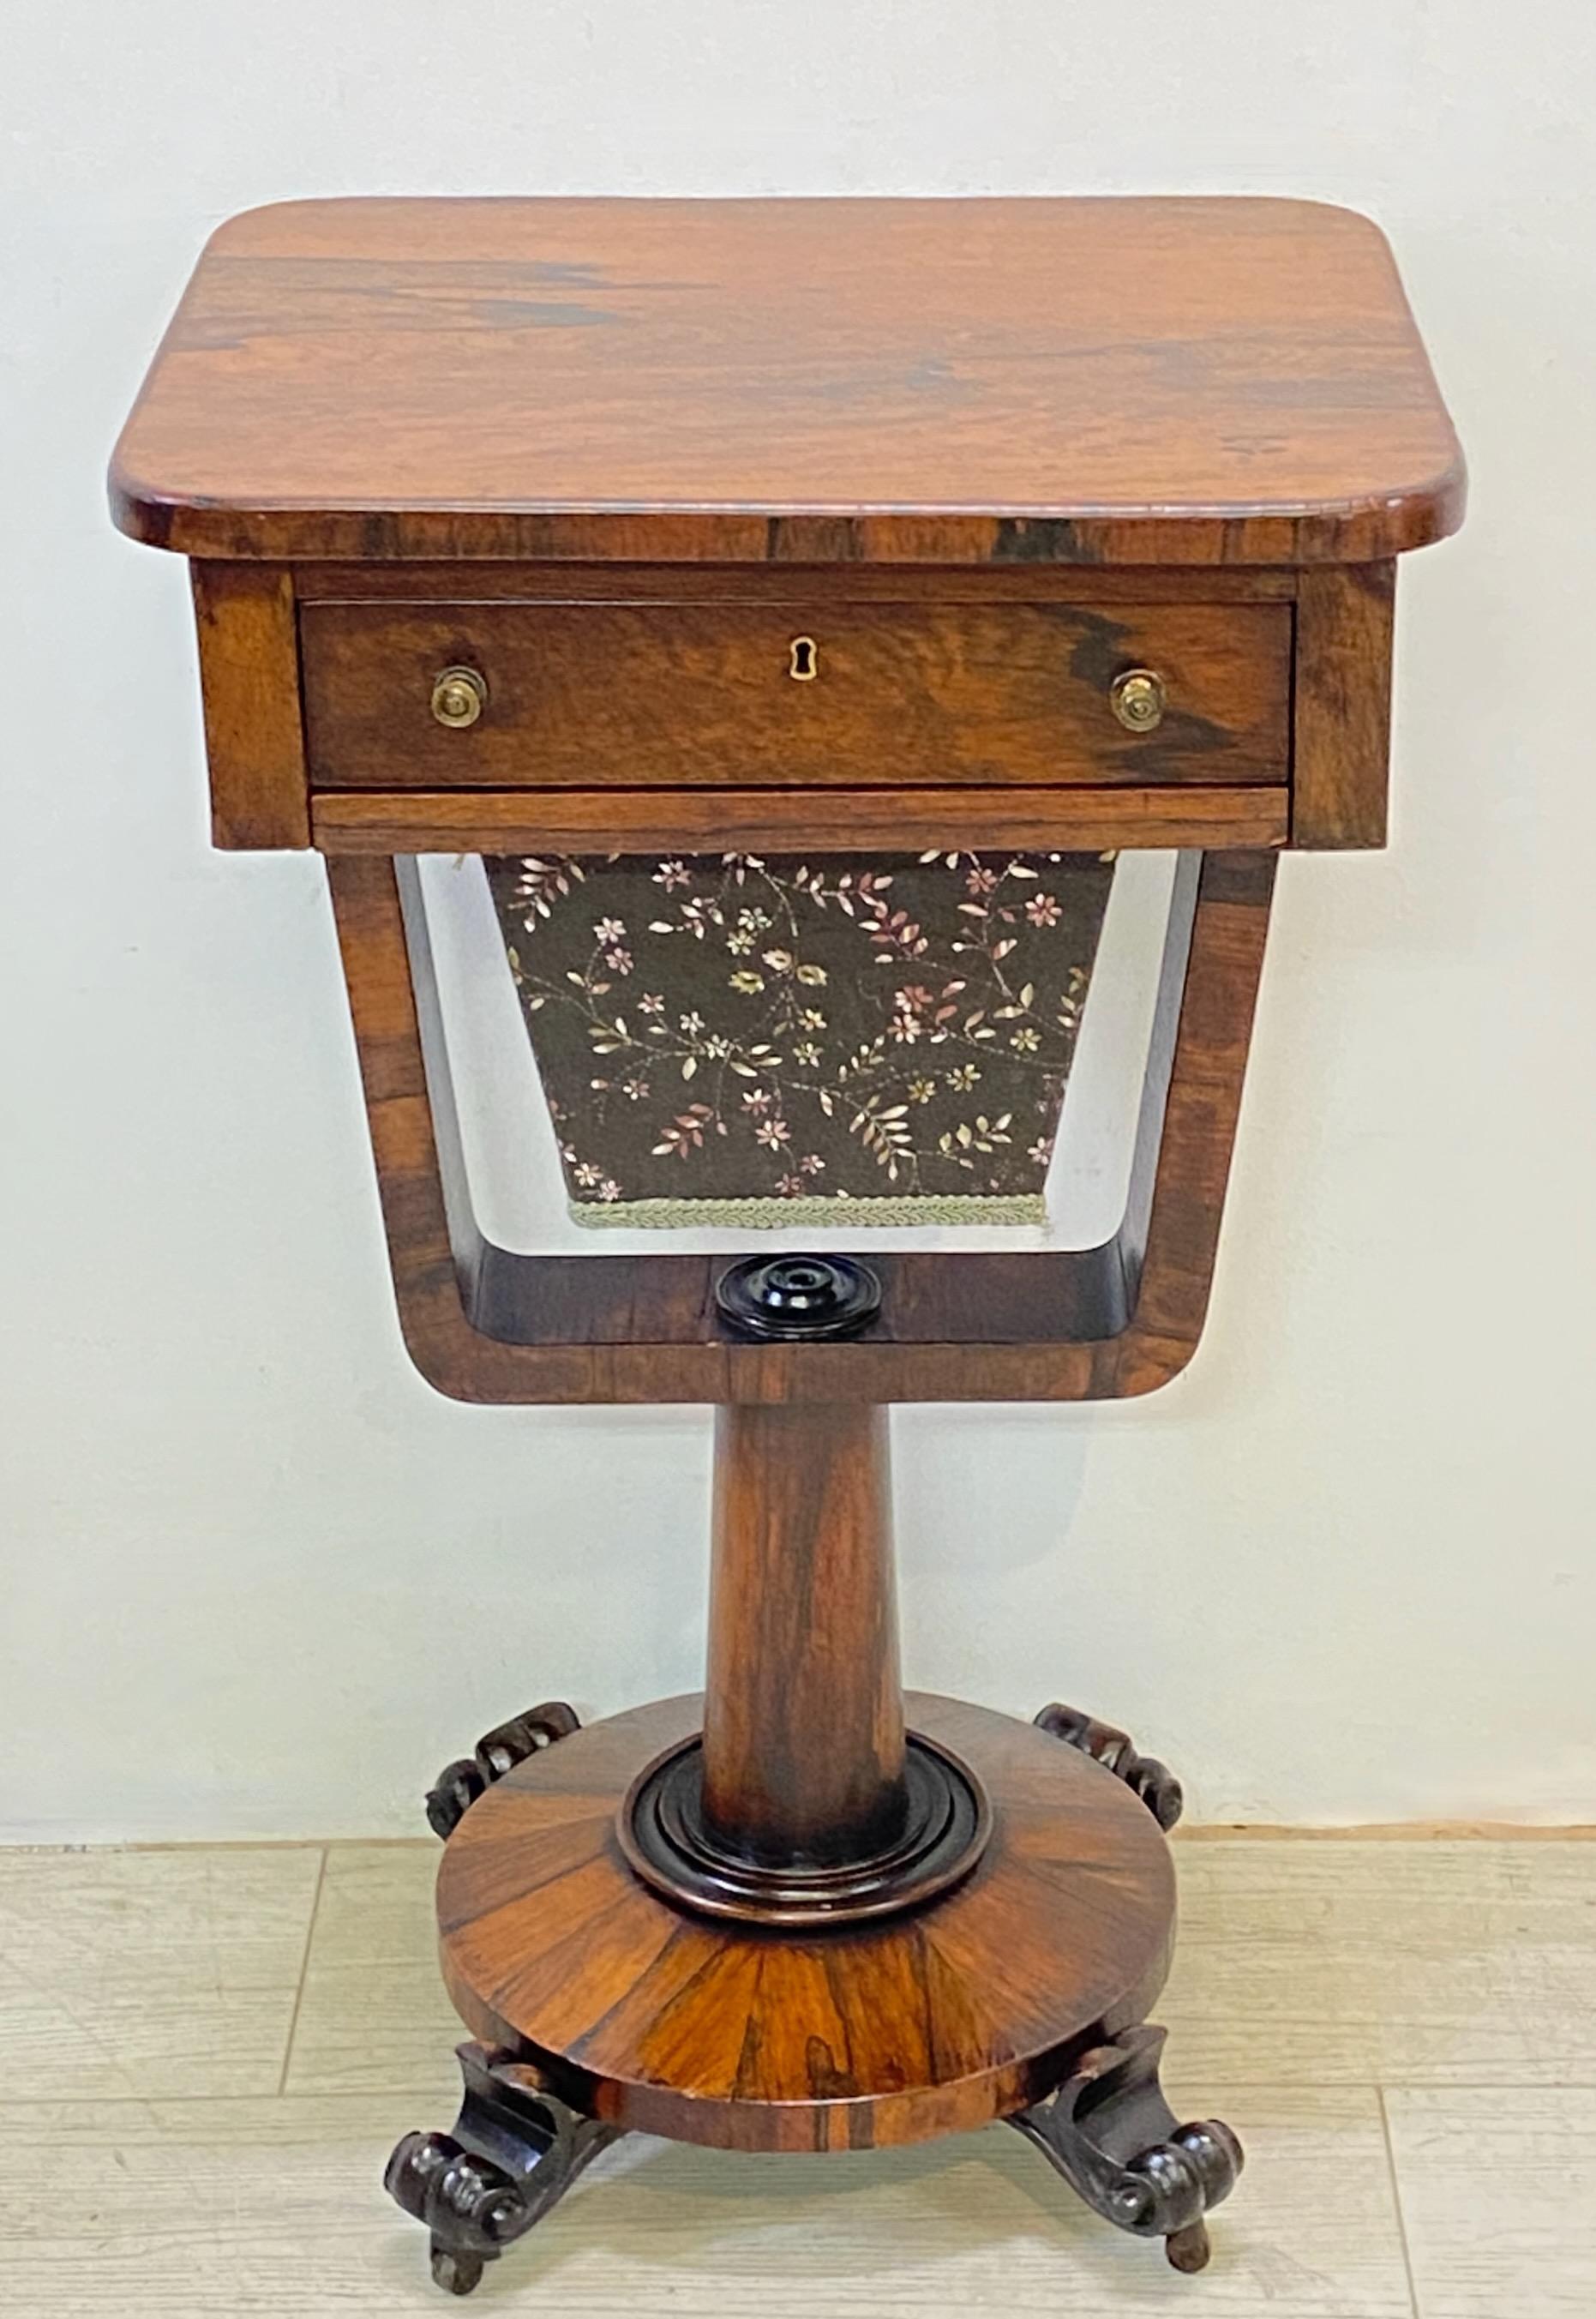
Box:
[189,564,309,848]
[293,561,1304,604]
[1292,564,1397,847]
[700,1405,905,1863]
[299,597,1290,789]
[308,783,1290,856]
[436,1691,1175,2150]
[111,196,1463,566]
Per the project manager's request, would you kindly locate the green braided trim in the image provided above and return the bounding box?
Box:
[567,1192,1048,1229]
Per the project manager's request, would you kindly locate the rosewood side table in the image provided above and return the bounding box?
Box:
[111,197,1462,2294]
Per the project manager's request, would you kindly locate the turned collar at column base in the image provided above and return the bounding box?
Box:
[616,1728,991,1927]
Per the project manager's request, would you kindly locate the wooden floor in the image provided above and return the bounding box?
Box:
[3,1835,1593,2315]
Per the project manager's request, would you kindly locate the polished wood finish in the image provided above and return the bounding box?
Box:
[326,846,1275,1403]
[294,560,1304,605]
[701,1404,904,1863]
[183,557,1394,860]
[437,1691,1175,2151]
[111,196,1462,568]
[1293,564,1398,848]
[109,197,1462,2297]
[111,194,1461,2290]
[189,563,309,848]
[310,783,1290,856]
[300,596,1290,790]
[386,2040,619,2296]
[1009,2022,1242,2271]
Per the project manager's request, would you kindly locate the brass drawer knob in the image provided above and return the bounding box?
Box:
[1109,668,1167,734]
[430,664,488,729]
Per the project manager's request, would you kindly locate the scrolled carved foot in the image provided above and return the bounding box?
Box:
[1009,2025,1242,2273]
[386,2041,621,2294]
[425,1700,580,1838]
[1033,1700,1183,1829]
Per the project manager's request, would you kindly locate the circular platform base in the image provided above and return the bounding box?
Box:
[437,1692,1175,2154]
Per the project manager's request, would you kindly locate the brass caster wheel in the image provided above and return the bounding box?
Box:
[430,2244,486,2296]
[1167,2220,1212,2272]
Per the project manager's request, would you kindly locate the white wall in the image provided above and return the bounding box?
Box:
[3,1,1593,1840]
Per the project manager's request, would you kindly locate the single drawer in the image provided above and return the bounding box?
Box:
[300,598,1292,790]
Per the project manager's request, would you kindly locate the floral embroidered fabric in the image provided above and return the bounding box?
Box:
[486,850,1115,1224]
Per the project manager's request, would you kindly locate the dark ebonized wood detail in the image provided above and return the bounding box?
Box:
[1034,1699,1185,1830]
[618,1724,990,1928]
[714,1256,883,1343]
[385,2040,619,2296]
[425,1701,581,1841]
[1009,2024,1244,2273]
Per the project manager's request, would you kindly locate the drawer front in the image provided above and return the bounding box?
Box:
[300,599,1291,790]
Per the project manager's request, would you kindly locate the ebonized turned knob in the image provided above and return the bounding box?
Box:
[714,1254,881,1341]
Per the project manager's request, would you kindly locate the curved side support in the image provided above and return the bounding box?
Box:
[327,847,1275,1404]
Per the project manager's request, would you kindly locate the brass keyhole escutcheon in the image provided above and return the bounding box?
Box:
[1109,667,1167,734]
[789,635,819,682]
[430,664,488,728]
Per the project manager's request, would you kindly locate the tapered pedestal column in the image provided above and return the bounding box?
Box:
[618,1403,989,1925]
[701,1403,907,1865]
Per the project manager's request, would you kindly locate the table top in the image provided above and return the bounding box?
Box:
[111,195,1462,568]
